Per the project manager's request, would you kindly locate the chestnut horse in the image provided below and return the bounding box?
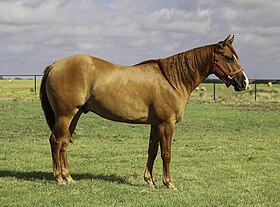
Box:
[40,35,249,189]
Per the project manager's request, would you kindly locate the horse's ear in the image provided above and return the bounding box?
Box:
[223,35,231,46]
[229,35,234,45]
[216,35,232,53]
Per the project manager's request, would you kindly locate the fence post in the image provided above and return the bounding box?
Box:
[213,82,216,100]
[254,80,257,101]
[34,75,37,93]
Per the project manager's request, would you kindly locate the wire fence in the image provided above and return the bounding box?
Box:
[0,74,280,102]
[0,74,42,93]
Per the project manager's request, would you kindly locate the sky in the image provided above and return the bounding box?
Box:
[0,0,280,79]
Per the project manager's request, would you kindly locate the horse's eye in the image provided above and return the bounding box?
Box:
[224,56,233,63]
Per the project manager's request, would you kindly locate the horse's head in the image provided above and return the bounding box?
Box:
[213,35,249,91]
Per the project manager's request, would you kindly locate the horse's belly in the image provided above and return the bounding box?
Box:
[87,97,150,124]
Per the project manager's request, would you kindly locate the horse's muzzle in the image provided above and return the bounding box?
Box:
[233,71,249,91]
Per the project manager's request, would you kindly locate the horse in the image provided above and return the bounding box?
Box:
[40,35,249,189]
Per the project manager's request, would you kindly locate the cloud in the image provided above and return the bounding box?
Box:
[0,0,279,79]
[5,43,34,54]
[0,1,61,25]
[142,8,212,34]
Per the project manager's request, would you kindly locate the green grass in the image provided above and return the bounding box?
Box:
[0,82,280,206]
[0,79,40,99]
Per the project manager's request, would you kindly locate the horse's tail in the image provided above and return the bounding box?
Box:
[40,64,55,131]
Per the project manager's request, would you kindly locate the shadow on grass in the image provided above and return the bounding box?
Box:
[0,170,136,185]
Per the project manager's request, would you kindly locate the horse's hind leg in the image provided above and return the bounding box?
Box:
[49,132,64,184]
[60,134,74,184]
[60,108,84,183]
[50,114,76,184]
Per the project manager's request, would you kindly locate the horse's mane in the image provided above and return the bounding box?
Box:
[136,45,215,91]
[134,59,160,66]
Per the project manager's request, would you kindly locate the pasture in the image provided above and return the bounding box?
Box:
[0,80,279,206]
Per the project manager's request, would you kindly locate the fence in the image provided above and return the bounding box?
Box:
[0,74,279,101]
[203,79,280,101]
[0,74,42,94]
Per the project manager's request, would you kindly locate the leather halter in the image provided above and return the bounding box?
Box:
[214,54,244,87]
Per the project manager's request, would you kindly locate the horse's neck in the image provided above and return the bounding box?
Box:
[159,45,214,94]
[185,45,214,91]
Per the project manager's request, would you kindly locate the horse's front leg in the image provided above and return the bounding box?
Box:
[144,125,160,188]
[160,122,177,190]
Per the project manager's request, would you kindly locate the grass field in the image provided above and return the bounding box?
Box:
[0,80,280,206]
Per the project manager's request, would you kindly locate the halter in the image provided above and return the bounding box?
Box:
[214,53,244,87]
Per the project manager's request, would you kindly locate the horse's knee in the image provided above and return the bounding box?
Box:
[60,139,69,151]
[49,134,61,152]
[161,153,171,164]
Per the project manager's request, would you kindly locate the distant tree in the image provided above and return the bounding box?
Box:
[0,75,4,80]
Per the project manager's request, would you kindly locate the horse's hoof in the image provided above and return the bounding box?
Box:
[168,185,177,190]
[148,182,157,189]
[145,179,156,188]
[64,175,75,184]
[67,179,76,184]
[171,186,178,191]
[144,170,157,188]
[57,180,66,185]
[164,182,177,190]
[56,177,66,185]
[168,184,178,190]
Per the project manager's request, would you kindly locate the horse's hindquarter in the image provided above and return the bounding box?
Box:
[88,59,185,124]
[46,54,95,115]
